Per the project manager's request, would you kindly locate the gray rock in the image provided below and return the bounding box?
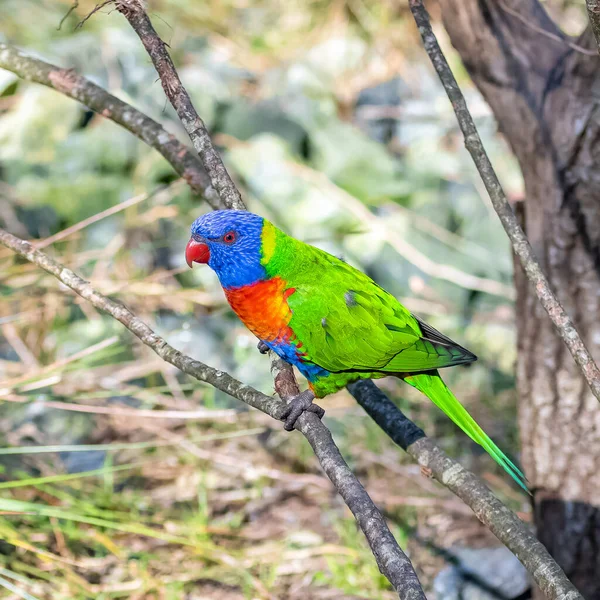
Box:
[433,546,529,600]
[60,450,106,474]
[354,77,406,145]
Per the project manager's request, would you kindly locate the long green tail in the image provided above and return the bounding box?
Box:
[404,371,528,492]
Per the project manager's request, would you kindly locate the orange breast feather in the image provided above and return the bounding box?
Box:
[224,278,295,343]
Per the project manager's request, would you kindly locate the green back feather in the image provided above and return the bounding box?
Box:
[266,225,474,373]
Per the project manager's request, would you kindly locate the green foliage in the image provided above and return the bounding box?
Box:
[317,517,392,597]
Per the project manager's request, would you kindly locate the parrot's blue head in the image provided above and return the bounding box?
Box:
[186,210,267,289]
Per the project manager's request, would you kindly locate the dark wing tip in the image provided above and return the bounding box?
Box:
[415,315,477,366]
[462,347,478,364]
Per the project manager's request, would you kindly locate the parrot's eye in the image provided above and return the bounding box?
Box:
[223,231,237,244]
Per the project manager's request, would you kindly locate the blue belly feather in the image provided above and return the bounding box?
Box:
[261,338,330,382]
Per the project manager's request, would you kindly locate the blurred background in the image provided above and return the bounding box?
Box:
[0,1,588,598]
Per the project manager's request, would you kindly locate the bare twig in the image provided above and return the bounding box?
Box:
[0,396,237,421]
[113,0,246,210]
[33,183,178,250]
[1,323,38,368]
[57,0,79,30]
[348,380,582,600]
[586,0,600,53]
[292,162,515,299]
[0,229,426,600]
[409,0,600,408]
[0,337,119,390]
[0,43,221,208]
[76,0,114,29]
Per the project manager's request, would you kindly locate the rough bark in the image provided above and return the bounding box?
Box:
[439,1,600,597]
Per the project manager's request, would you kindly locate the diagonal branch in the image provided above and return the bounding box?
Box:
[498,0,595,56]
[409,0,600,408]
[347,380,582,600]
[114,0,245,211]
[0,43,222,208]
[0,228,426,600]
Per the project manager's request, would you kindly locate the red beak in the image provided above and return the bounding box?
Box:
[185,238,210,267]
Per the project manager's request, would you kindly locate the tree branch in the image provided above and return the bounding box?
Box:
[0,228,426,600]
[498,1,595,57]
[113,0,245,211]
[0,43,223,209]
[409,0,600,408]
[586,0,600,53]
[348,380,583,600]
[270,358,425,598]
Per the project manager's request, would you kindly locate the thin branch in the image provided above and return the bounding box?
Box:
[33,183,177,250]
[82,4,423,592]
[347,380,583,600]
[288,161,515,299]
[76,0,114,29]
[586,0,600,53]
[0,228,426,600]
[57,0,79,30]
[0,43,222,209]
[0,396,237,421]
[87,6,423,589]
[409,0,600,407]
[113,0,246,211]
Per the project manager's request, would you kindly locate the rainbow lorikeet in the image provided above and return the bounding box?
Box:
[186,210,525,489]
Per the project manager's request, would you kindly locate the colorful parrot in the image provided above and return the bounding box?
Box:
[185,210,526,490]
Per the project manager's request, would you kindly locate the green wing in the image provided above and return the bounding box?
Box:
[286,251,476,374]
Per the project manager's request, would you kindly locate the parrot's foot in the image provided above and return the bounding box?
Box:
[280,390,324,431]
[257,340,269,354]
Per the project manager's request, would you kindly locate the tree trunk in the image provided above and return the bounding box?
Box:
[438,1,600,597]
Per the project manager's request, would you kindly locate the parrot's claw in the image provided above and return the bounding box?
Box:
[257,340,269,354]
[280,390,324,431]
